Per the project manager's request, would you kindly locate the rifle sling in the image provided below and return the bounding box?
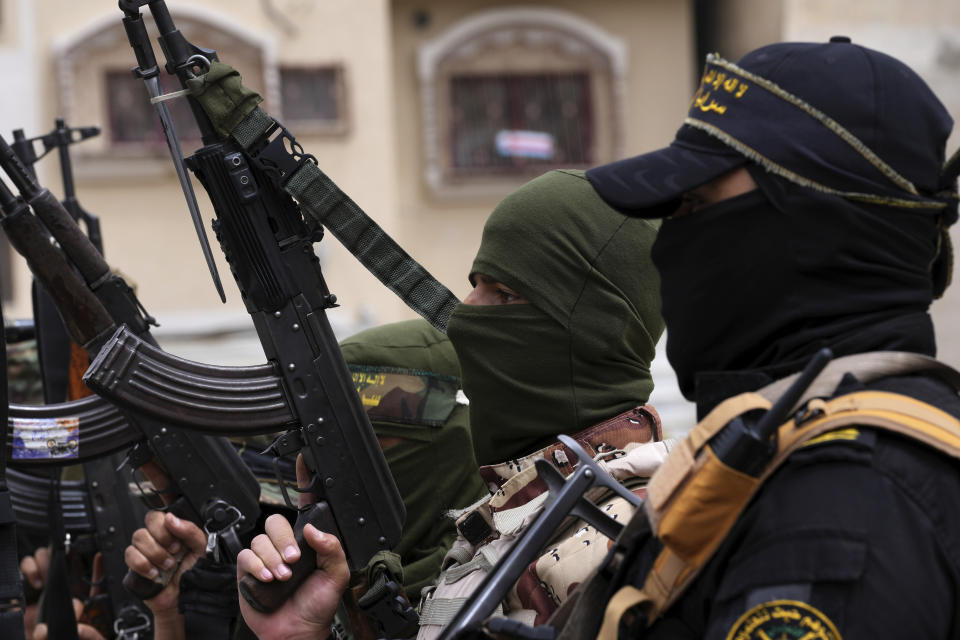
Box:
[178,557,239,640]
[285,160,459,334]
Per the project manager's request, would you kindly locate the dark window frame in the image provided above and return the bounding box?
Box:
[105,70,203,150]
[447,72,594,176]
[278,65,348,134]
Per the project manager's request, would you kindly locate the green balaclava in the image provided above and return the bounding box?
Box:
[447,169,664,466]
[339,318,488,597]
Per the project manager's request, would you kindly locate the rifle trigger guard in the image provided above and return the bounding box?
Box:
[273,456,299,510]
[204,504,244,559]
[359,580,420,640]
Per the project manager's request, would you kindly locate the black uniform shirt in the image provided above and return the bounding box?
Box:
[648,372,960,640]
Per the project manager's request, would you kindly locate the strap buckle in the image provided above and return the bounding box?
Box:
[247,119,317,186]
[203,502,245,561]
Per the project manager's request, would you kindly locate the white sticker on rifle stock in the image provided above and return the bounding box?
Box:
[11,417,80,460]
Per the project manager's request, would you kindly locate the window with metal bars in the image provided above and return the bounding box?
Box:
[449,73,593,174]
[279,66,345,130]
[105,71,201,148]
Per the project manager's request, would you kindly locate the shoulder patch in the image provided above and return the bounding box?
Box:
[725,599,842,640]
[349,365,460,426]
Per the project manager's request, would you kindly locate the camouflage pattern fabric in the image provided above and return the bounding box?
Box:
[351,367,458,429]
[7,337,44,405]
[416,408,672,640]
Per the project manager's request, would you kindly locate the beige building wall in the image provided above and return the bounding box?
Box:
[388,0,697,307]
[4,0,697,347]
[703,0,785,60]
[4,0,403,351]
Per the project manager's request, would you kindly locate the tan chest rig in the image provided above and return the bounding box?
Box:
[594,352,960,640]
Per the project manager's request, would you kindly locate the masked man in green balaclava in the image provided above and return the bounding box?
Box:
[409,168,668,637]
[447,168,665,466]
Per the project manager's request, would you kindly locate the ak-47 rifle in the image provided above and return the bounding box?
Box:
[8,121,155,639]
[11,119,103,252]
[113,1,408,629]
[0,139,262,609]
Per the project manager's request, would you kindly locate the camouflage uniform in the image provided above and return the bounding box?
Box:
[7,337,44,406]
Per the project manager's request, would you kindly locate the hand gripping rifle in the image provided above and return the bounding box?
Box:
[0,142,262,605]
[115,1,407,627]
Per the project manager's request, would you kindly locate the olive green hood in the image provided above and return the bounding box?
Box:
[447,169,664,464]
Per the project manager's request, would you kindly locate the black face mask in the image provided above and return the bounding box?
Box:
[652,168,938,403]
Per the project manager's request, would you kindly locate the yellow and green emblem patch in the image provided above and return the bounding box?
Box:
[725,599,842,640]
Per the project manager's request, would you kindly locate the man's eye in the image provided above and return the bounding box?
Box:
[497,289,517,303]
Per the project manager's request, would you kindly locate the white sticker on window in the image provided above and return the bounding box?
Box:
[11,417,80,460]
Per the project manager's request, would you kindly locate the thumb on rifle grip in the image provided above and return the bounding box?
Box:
[122,531,188,600]
[239,503,338,613]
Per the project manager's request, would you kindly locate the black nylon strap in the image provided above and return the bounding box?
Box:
[0,492,24,599]
[0,610,25,640]
[178,557,239,640]
[234,108,459,333]
[285,161,459,333]
[39,472,79,640]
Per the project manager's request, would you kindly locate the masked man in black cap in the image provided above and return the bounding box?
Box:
[231,37,960,640]
[581,36,960,639]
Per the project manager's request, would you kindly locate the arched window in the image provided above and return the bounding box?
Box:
[418,7,627,195]
[52,7,276,158]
